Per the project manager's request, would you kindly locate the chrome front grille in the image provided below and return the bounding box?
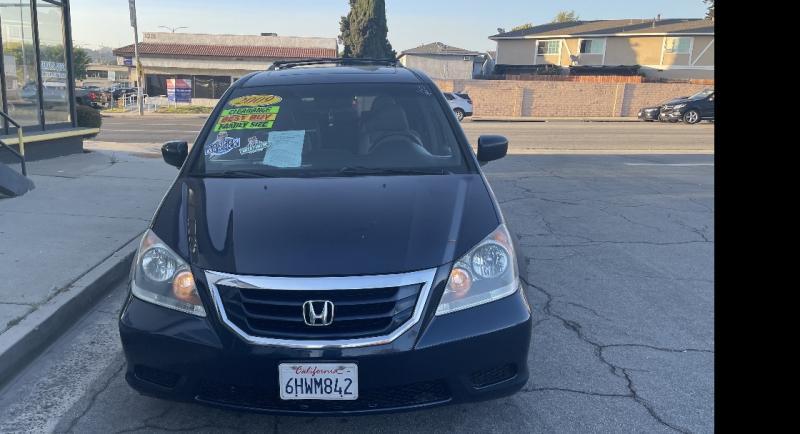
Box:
[217,284,423,339]
[205,268,437,349]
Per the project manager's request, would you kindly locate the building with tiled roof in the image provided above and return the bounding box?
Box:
[489,18,714,80]
[397,42,486,80]
[112,32,338,99]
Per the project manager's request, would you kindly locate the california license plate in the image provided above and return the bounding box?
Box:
[279,363,358,400]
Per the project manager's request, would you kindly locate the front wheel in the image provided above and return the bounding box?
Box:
[683,109,701,124]
[454,108,465,122]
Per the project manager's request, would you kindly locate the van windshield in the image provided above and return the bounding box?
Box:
[190,83,471,177]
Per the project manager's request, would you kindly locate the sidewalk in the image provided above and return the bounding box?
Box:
[0,151,175,384]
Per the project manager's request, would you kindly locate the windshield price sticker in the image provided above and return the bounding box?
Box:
[221,106,280,116]
[227,94,282,107]
[214,106,281,132]
[214,115,278,132]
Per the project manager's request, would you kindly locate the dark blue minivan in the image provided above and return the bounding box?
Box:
[119,59,532,415]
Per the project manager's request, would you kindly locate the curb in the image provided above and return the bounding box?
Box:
[0,237,140,387]
[469,117,641,123]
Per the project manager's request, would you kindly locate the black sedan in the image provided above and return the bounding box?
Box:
[638,96,689,121]
[659,89,715,124]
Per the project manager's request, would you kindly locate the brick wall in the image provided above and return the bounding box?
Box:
[433,79,708,118]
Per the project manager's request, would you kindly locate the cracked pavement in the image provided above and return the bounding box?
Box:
[0,153,713,433]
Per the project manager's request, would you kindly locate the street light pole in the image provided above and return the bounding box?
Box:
[158,25,188,33]
[129,0,144,115]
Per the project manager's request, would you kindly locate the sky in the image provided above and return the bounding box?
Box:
[70,0,708,53]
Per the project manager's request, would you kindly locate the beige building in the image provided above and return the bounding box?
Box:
[490,19,714,80]
[398,42,485,80]
[113,32,338,99]
[79,63,132,88]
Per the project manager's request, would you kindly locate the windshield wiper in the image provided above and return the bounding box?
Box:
[336,166,449,176]
[190,170,278,178]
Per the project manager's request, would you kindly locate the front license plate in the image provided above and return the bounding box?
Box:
[279,363,358,400]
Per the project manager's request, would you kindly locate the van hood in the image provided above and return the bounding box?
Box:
[151,175,500,277]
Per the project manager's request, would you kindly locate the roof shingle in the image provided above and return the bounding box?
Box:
[400,42,480,57]
[112,43,337,59]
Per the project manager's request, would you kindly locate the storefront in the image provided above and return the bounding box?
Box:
[0,0,93,162]
[0,0,75,135]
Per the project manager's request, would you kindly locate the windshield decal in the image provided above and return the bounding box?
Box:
[263,130,305,168]
[204,132,241,156]
[214,114,278,131]
[239,136,271,155]
[227,94,282,107]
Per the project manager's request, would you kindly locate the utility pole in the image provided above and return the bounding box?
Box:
[129,0,144,115]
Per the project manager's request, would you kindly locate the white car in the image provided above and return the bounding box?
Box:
[443,92,473,122]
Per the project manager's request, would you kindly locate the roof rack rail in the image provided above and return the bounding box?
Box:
[268,58,399,71]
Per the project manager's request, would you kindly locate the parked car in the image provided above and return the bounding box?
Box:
[455,92,472,105]
[658,89,715,124]
[119,59,531,415]
[443,92,473,121]
[111,86,139,101]
[638,96,689,121]
[74,87,109,109]
[21,81,69,108]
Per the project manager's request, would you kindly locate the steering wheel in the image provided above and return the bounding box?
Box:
[369,132,432,157]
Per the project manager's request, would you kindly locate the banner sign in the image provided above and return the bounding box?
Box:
[167,78,192,103]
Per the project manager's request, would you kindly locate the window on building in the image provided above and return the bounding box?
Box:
[1,0,40,127]
[664,37,692,54]
[192,75,231,99]
[116,71,129,80]
[86,70,109,79]
[536,40,560,55]
[579,39,605,55]
[36,0,70,124]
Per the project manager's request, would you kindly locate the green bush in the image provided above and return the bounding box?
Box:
[76,104,102,129]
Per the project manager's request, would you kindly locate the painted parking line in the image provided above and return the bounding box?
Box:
[624,163,714,166]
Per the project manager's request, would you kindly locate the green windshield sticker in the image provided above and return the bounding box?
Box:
[221,106,280,116]
[213,107,280,132]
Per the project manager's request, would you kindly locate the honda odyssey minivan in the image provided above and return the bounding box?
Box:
[119,59,532,415]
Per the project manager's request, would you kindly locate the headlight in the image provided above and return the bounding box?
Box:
[132,229,206,317]
[673,103,686,109]
[436,224,520,315]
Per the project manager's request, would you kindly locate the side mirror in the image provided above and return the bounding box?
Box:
[477,135,508,164]
[161,141,188,168]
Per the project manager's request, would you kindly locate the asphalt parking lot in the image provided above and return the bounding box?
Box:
[0,120,714,432]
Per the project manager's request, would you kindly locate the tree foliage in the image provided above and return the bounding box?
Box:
[339,0,396,59]
[703,0,715,19]
[552,10,580,23]
[72,47,91,79]
[511,23,534,31]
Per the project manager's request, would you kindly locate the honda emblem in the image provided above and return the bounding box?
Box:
[302,300,335,326]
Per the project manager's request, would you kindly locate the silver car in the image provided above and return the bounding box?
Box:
[443,92,473,122]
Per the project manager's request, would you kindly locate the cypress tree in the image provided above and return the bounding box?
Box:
[339,0,396,59]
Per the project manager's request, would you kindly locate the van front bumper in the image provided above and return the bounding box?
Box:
[119,280,532,415]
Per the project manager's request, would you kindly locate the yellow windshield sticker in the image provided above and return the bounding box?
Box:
[227,94,282,107]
